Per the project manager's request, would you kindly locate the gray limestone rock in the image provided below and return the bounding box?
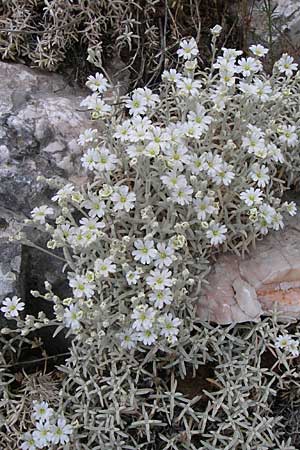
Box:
[0,61,93,216]
[276,0,300,46]
[0,62,93,347]
[248,1,300,59]
[0,210,24,329]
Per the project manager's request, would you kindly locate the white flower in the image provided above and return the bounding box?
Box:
[147,126,169,151]
[249,44,268,57]
[209,84,229,110]
[113,120,132,141]
[153,243,175,268]
[267,143,284,163]
[56,223,72,240]
[162,68,182,83]
[206,222,227,246]
[131,305,156,331]
[78,128,98,145]
[51,183,74,202]
[80,93,112,115]
[177,37,199,60]
[131,115,152,129]
[149,288,173,309]
[31,205,54,224]
[210,24,222,36]
[135,87,160,108]
[32,421,52,448]
[283,201,297,216]
[221,47,243,61]
[239,80,255,96]
[237,57,262,77]
[137,328,158,345]
[183,122,203,139]
[125,92,147,116]
[64,304,83,329]
[67,228,86,248]
[170,184,193,205]
[32,401,53,423]
[251,78,272,102]
[278,124,298,147]
[165,123,186,147]
[111,185,136,212]
[213,56,236,73]
[201,152,223,177]
[79,217,105,232]
[187,104,212,134]
[161,171,187,189]
[94,147,118,172]
[145,142,160,158]
[256,205,278,234]
[289,339,300,357]
[83,195,106,218]
[188,153,206,174]
[193,196,217,221]
[240,187,263,206]
[81,229,98,246]
[255,215,270,235]
[119,329,138,350]
[129,121,150,142]
[50,416,73,445]
[21,433,37,450]
[255,147,268,159]
[146,269,173,291]
[132,239,157,265]
[176,77,202,96]
[163,146,191,169]
[126,270,140,286]
[277,53,298,76]
[219,67,236,86]
[159,313,181,338]
[1,296,25,319]
[271,212,284,231]
[212,162,235,186]
[259,203,276,224]
[126,143,146,158]
[249,163,270,187]
[86,72,110,93]
[81,148,100,170]
[69,275,95,298]
[275,334,292,349]
[95,257,116,277]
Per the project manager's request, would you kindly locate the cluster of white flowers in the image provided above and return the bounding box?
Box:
[119,237,181,347]
[20,401,72,449]
[121,307,181,347]
[6,29,300,356]
[275,334,300,357]
[3,26,300,450]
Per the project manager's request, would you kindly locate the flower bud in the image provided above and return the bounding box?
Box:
[30,290,40,298]
[210,24,222,36]
[44,281,52,291]
[47,240,57,249]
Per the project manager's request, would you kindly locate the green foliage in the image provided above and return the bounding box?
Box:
[2,25,300,450]
[2,317,300,449]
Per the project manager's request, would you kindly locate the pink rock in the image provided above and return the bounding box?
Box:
[197,213,300,324]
